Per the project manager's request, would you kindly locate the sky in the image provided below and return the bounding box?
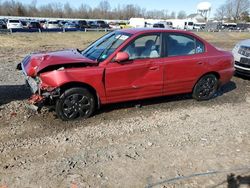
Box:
[18,0,224,16]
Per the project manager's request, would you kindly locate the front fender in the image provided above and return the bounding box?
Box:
[39,67,106,102]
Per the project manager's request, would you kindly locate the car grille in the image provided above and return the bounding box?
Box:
[235,58,250,69]
[238,46,250,57]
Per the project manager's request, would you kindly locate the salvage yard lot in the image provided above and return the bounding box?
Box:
[0,32,250,187]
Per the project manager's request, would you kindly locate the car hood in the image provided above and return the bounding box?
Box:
[238,39,250,47]
[21,49,98,77]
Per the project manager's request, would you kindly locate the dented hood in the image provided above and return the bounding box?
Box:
[21,49,98,77]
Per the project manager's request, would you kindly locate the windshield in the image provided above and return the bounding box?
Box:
[81,31,131,62]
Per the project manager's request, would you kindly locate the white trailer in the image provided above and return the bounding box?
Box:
[166,19,195,30]
[129,18,146,28]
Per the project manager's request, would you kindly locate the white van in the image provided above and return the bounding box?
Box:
[184,21,194,30]
[7,19,23,29]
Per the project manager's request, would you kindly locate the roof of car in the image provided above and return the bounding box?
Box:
[120,28,186,35]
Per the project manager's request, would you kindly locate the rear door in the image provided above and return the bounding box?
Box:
[162,32,208,95]
[105,33,165,103]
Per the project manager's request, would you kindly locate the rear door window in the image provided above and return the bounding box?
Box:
[166,33,205,57]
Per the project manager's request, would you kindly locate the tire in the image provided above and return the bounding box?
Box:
[56,87,95,121]
[192,74,219,101]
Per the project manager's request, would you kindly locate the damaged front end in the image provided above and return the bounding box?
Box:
[17,49,99,112]
[21,67,60,112]
[17,55,60,111]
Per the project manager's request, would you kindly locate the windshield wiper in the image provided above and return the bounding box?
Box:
[97,36,121,62]
[82,34,114,57]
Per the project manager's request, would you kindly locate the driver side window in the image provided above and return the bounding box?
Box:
[123,34,160,60]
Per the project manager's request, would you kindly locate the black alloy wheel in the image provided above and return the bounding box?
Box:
[56,87,95,121]
[192,74,219,101]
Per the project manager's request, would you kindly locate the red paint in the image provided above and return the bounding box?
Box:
[114,52,129,62]
[22,29,234,105]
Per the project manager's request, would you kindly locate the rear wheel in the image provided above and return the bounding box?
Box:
[192,74,219,101]
[56,87,95,121]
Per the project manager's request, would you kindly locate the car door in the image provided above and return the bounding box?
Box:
[105,33,164,103]
[162,32,208,95]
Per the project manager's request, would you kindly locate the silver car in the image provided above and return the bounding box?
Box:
[43,21,60,29]
[232,39,250,76]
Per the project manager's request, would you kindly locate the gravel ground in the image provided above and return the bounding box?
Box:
[0,32,250,188]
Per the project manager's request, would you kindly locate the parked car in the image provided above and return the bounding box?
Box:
[7,19,23,29]
[43,20,60,29]
[28,21,41,29]
[109,22,121,29]
[119,22,132,29]
[222,23,237,30]
[153,23,165,28]
[58,20,68,28]
[232,39,250,76]
[75,20,89,29]
[0,20,7,29]
[205,22,223,32]
[39,20,47,28]
[193,23,206,30]
[20,20,29,29]
[236,23,250,31]
[89,20,110,28]
[64,22,78,29]
[18,28,234,120]
[184,21,194,30]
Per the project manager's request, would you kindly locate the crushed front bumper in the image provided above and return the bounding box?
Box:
[20,61,45,111]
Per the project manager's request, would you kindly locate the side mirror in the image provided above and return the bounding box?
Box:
[115,52,129,63]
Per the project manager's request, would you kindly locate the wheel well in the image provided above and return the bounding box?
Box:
[59,82,100,108]
[192,72,221,92]
[198,72,220,82]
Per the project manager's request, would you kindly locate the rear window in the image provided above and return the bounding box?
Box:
[9,20,20,23]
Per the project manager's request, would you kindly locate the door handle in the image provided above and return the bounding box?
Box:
[149,66,159,70]
[197,61,204,65]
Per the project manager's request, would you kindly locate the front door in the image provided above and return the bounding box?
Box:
[105,33,164,103]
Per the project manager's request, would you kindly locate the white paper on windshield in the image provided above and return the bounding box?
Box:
[115,35,129,40]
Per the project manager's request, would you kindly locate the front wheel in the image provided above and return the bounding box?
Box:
[192,74,219,101]
[56,87,95,121]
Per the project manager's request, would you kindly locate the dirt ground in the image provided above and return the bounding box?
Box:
[0,31,250,188]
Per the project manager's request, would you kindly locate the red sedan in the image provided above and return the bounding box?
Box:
[19,28,234,120]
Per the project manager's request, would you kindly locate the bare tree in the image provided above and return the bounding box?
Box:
[64,2,73,18]
[177,11,187,19]
[231,0,250,21]
[0,0,173,20]
[241,11,250,21]
[170,11,176,19]
[221,0,250,21]
[215,4,227,21]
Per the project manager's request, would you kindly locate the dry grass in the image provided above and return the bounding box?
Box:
[0,31,250,56]
[196,32,250,50]
[0,32,105,51]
